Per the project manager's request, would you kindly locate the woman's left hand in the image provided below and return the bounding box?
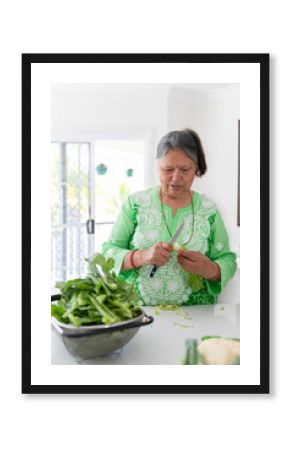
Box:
[177,249,221,281]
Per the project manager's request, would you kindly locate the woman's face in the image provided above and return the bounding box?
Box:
[158,148,197,198]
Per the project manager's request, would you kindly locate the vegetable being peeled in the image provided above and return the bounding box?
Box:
[173,243,204,292]
[187,273,204,292]
[173,242,186,251]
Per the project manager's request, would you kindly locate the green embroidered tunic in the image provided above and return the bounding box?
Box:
[102,187,237,305]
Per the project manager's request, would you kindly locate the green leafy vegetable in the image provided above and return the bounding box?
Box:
[51,253,142,327]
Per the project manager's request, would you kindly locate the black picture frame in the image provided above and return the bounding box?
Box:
[237,119,240,227]
[22,53,269,394]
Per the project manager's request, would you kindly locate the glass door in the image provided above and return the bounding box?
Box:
[51,142,91,286]
[51,138,146,287]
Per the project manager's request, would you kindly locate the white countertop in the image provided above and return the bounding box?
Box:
[51,304,240,365]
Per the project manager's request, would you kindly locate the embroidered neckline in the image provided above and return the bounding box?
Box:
[159,188,195,247]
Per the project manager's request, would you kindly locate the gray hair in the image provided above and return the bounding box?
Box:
[156,130,199,166]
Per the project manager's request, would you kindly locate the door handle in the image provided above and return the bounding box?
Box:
[86,219,95,234]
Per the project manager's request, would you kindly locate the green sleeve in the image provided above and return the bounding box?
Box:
[205,209,237,296]
[102,196,135,275]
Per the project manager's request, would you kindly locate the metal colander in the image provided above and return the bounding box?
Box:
[51,306,153,362]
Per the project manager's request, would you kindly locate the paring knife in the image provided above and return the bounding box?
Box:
[149,222,184,278]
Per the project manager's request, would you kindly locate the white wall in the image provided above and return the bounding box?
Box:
[51,84,170,187]
[167,86,240,303]
[51,84,169,135]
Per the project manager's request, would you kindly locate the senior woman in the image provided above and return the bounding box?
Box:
[102,129,237,305]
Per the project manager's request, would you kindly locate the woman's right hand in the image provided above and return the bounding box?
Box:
[140,242,173,266]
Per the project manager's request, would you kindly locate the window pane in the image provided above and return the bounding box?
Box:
[95,140,145,221]
[94,140,145,250]
[51,142,90,286]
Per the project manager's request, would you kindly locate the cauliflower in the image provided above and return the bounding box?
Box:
[198,338,240,365]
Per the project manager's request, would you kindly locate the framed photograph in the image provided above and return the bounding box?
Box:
[22,53,269,394]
